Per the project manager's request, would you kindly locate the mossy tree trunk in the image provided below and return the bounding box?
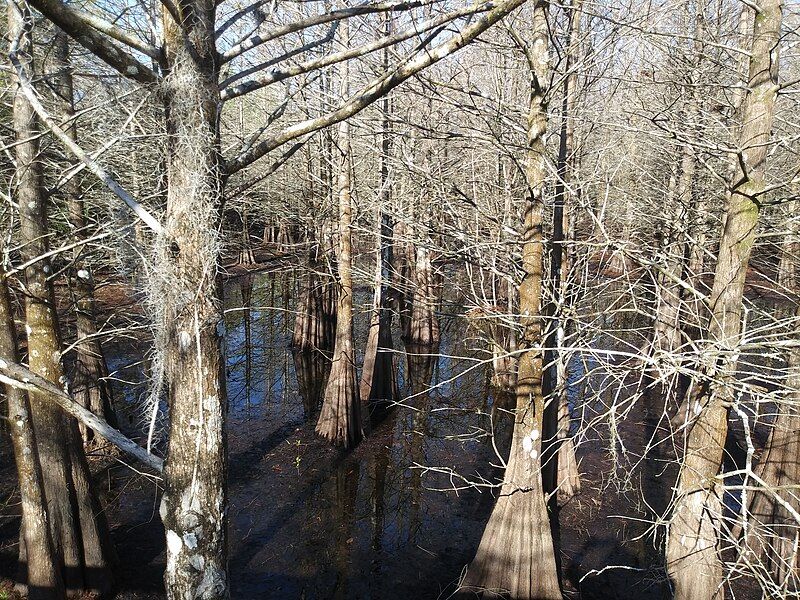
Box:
[8,2,115,594]
[666,1,782,597]
[157,3,229,598]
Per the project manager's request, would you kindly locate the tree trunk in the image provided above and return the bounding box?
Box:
[0,269,63,600]
[360,247,399,408]
[395,219,413,341]
[50,30,118,447]
[740,204,799,588]
[653,165,685,360]
[550,0,583,503]
[660,10,703,425]
[361,24,399,409]
[777,210,798,290]
[8,2,115,594]
[407,245,440,346]
[292,248,337,352]
[157,4,229,598]
[487,308,518,393]
[238,208,255,265]
[666,1,782,597]
[462,3,562,596]
[659,132,696,425]
[684,12,709,314]
[293,141,336,353]
[316,25,362,449]
[741,303,800,590]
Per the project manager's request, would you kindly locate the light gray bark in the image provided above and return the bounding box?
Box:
[666,1,783,597]
[462,3,562,597]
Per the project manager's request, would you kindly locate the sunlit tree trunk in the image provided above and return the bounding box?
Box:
[461,3,561,596]
[660,8,703,426]
[394,219,412,340]
[0,270,63,600]
[666,1,782,597]
[741,303,800,589]
[292,246,337,352]
[664,133,700,426]
[657,122,698,425]
[157,3,229,598]
[293,90,336,353]
[777,211,798,290]
[8,2,115,594]
[316,21,362,448]
[487,158,519,394]
[407,244,440,346]
[652,165,686,361]
[741,211,799,586]
[684,12,710,311]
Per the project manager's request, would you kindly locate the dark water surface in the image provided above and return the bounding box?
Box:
[0,270,770,599]
[100,271,509,599]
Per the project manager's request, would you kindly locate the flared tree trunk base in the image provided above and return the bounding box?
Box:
[316,352,362,449]
[461,412,562,600]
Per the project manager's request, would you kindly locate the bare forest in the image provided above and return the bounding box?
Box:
[0,0,798,597]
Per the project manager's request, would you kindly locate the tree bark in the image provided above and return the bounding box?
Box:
[666,1,782,597]
[742,304,800,590]
[462,3,562,596]
[157,3,229,598]
[550,0,583,503]
[293,135,336,353]
[361,22,399,409]
[0,270,63,599]
[316,21,363,449]
[292,249,337,352]
[8,2,115,594]
[407,244,441,346]
[653,164,686,362]
[740,197,799,587]
[661,9,703,425]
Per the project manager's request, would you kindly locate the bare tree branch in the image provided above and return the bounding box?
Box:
[221,2,492,101]
[225,0,527,173]
[219,0,432,64]
[8,32,164,233]
[24,0,159,82]
[0,358,164,472]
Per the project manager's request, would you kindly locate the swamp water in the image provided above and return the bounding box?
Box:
[100,271,512,599]
[0,270,767,599]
